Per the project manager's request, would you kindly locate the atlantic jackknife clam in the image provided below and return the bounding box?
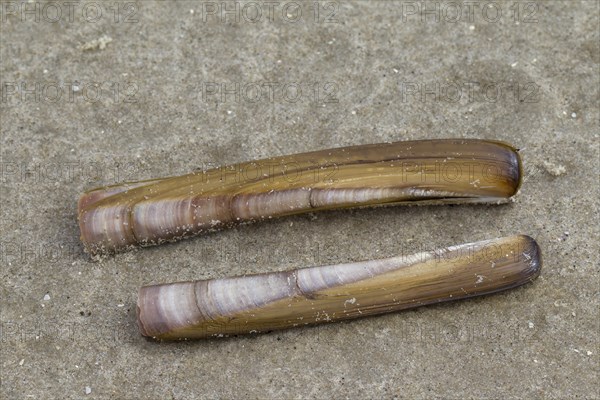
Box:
[137,235,541,340]
[78,139,522,256]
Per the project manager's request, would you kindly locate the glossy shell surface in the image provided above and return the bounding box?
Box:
[137,235,541,340]
[78,139,522,256]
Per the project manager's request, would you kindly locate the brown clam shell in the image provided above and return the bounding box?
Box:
[137,235,541,341]
[78,139,522,256]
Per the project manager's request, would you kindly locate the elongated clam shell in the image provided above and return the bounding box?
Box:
[137,235,541,340]
[78,139,522,256]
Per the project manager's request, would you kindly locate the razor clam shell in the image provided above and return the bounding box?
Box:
[137,235,541,340]
[78,139,522,256]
